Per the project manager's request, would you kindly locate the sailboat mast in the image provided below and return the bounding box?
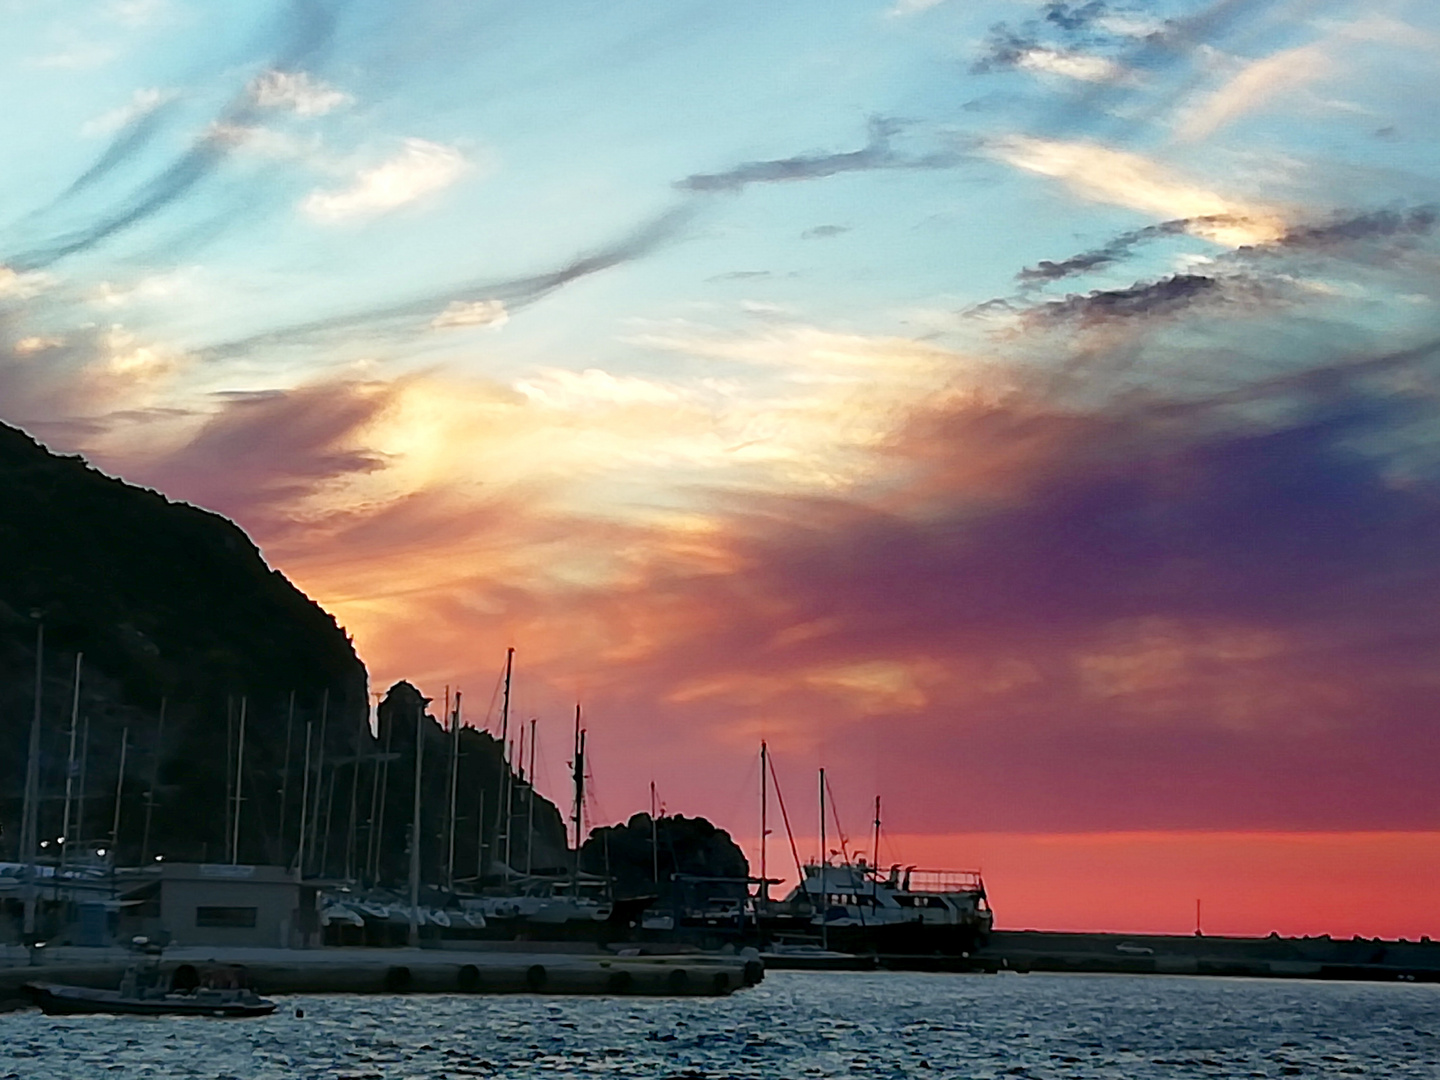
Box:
[759,742,768,907]
[61,653,82,871]
[407,695,425,947]
[446,689,461,891]
[230,698,246,863]
[371,696,395,882]
[277,690,295,862]
[499,648,514,870]
[308,689,329,876]
[871,796,881,872]
[76,718,89,854]
[141,698,165,864]
[295,721,313,877]
[111,727,129,852]
[525,716,536,876]
[21,621,44,940]
[650,781,659,889]
[570,704,583,893]
[818,766,827,951]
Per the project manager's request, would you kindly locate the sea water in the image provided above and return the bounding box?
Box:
[3,971,1437,1078]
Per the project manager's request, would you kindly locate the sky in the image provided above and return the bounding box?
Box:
[4,0,1440,936]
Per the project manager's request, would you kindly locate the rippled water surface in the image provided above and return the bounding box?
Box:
[3,972,1438,1078]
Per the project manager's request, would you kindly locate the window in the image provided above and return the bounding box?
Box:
[195,906,257,928]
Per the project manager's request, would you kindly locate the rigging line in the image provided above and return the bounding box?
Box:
[721,754,759,846]
[824,774,852,864]
[582,743,608,826]
[482,656,506,734]
[767,756,807,898]
[533,722,554,805]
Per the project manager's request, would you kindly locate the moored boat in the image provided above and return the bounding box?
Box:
[23,981,277,1018]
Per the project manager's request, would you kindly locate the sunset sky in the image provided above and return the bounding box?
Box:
[5,0,1440,936]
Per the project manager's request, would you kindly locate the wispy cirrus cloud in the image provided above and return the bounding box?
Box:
[677,119,962,193]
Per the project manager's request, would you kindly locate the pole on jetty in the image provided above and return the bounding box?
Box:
[230,698,246,863]
[407,697,425,947]
[110,727,129,853]
[21,620,44,944]
[141,698,165,863]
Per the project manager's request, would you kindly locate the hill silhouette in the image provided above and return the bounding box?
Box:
[0,422,567,882]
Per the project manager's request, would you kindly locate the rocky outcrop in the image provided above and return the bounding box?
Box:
[0,422,367,865]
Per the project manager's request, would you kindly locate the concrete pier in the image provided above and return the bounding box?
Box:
[0,945,764,1005]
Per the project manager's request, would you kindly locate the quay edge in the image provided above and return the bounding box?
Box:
[0,945,763,1005]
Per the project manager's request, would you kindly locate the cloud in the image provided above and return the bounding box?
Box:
[0,266,56,299]
[1023,272,1260,326]
[108,0,169,27]
[31,42,120,70]
[13,336,64,356]
[677,118,960,194]
[302,139,467,221]
[1015,46,1130,83]
[430,299,508,330]
[1018,207,1439,285]
[515,368,687,411]
[890,0,949,14]
[201,205,696,357]
[990,136,1286,246]
[1176,43,1332,142]
[974,28,1131,84]
[802,225,850,240]
[10,0,343,268]
[134,380,398,526]
[80,87,176,137]
[249,69,353,116]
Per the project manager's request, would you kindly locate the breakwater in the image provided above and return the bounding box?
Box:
[970,929,1440,980]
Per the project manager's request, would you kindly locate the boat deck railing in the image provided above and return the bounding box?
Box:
[899,869,985,894]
